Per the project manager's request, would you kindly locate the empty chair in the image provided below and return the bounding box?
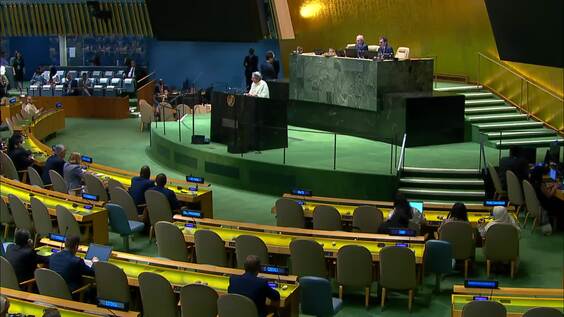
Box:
[110,78,122,87]
[123,78,135,93]
[139,99,154,131]
[522,180,542,231]
[145,189,173,240]
[107,178,125,192]
[94,262,131,306]
[218,294,258,317]
[523,307,563,317]
[56,206,89,242]
[235,235,269,269]
[93,85,104,96]
[107,203,144,251]
[160,102,176,121]
[180,284,218,317]
[275,198,305,228]
[8,194,34,234]
[49,170,69,194]
[30,197,54,242]
[461,300,506,317]
[0,198,14,240]
[139,272,178,317]
[92,71,102,78]
[194,229,227,266]
[35,268,89,300]
[336,245,372,308]
[104,71,114,78]
[98,78,110,86]
[380,246,417,312]
[484,223,520,278]
[424,240,453,292]
[29,85,40,96]
[83,174,109,201]
[299,276,343,317]
[352,206,383,233]
[289,239,328,278]
[27,166,45,188]
[313,205,342,231]
[155,221,189,262]
[41,85,53,96]
[105,85,117,97]
[1,256,22,289]
[109,187,140,221]
[395,47,410,60]
[488,164,507,200]
[53,85,64,96]
[0,151,21,180]
[506,170,525,216]
[439,221,475,278]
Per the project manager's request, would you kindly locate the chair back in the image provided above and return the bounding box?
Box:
[55,205,81,238]
[235,234,269,268]
[379,246,416,290]
[107,178,125,192]
[523,307,563,317]
[180,284,218,317]
[461,300,506,317]
[299,276,339,316]
[31,197,53,237]
[27,166,44,187]
[275,198,305,228]
[161,102,176,121]
[367,45,380,51]
[49,170,68,194]
[138,272,177,317]
[139,100,154,124]
[522,180,541,218]
[94,261,131,305]
[395,47,410,60]
[488,164,504,195]
[439,221,475,260]
[506,170,524,206]
[353,206,383,233]
[145,190,173,226]
[424,240,453,275]
[176,104,192,116]
[313,205,342,231]
[35,268,73,300]
[0,256,20,289]
[217,294,258,317]
[484,223,519,262]
[107,203,133,235]
[0,198,13,225]
[83,174,109,201]
[155,221,190,262]
[336,245,372,288]
[8,194,33,232]
[345,44,356,49]
[0,151,19,180]
[109,187,138,221]
[289,239,328,278]
[194,229,227,266]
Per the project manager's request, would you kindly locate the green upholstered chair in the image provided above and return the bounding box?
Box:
[155,221,189,262]
[275,198,305,228]
[107,203,144,251]
[0,151,22,181]
[180,283,218,317]
[27,166,46,188]
[289,239,328,278]
[55,205,90,243]
[0,198,14,240]
[488,164,506,200]
[109,187,140,221]
[35,268,90,301]
[218,294,258,317]
[49,170,70,194]
[484,223,520,278]
[1,256,22,290]
[352,206,383,233]
[107,178,125,192]
[299,276,343,316]
[194,229,227,267]
[523,307,563,317]
[461,300,506,317]
[379,246,417,312]
[313,205,342,231]
[424,240,453,292]
[139,272,178,317]
[94,261,131,306]
[506,170,525,217]
[83,173,109,201]
[8,194,34,234]
[235,234,269,269]
[439,221,475,278]
[30,197,54,243]
[145,189,173,241]
[336,245,373,308]
[522,180,542,231]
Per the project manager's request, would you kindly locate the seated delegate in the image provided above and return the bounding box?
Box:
[48,235,96,292]
[376,36,394,60]
[150,173,180,210]
[5,229,49,283]
[41,144,66,185]
[130,165,156,212]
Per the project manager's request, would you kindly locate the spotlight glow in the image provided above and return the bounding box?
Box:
[300,2,323,18]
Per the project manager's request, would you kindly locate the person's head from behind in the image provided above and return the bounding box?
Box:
[379,36,388,47]
[244,255,261,276]
[66,72,72,81]
[49,66,57,78]
[492,206,509,222]
[140,165,151,179]
[42,308,61,317]
[64,235,80,254]
[155,173,167,187]
[35,66,42,75]
[449,202,468,221]
[393,192,410,210]
[0,295,9,317]
[8,133,24,151]
[52,144,66,159]
[265,51,274,61]
[14,228,32,247]
[68,152,81,164]
[356,34,365,45]
[130,60,136,68]
[248,48,255,55]
[251,71,262,84]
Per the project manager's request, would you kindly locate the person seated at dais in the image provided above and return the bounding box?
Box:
[478,206,520,238]
[63,73,79,96]
[355,34,369,58]
[30,66,46,86]
[324,48,337,57]
[150,173,180,211]
[246,72,269,99]
[79,73,91,96]
[376,36,394,60]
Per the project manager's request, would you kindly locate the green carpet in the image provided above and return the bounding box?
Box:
[44,116,563,317]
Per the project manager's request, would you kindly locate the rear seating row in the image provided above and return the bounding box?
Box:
[28,78,136,97]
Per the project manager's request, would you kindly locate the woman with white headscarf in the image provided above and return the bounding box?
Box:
[479,206,520,238]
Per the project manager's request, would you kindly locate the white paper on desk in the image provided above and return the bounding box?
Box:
[69,47,76,58]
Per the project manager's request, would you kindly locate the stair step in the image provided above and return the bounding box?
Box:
[400,177,484,186]
[402,166,480,175]
[434,85,483,92]
[398,188,486,198]
[462,92,494,99]
[466,113,528,123]
[465,106,516,115]
[465,99,506,106]
[484,128,556,139]
[475,121,544,131]
[494,137,564,148]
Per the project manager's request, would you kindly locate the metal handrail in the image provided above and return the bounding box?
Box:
[396,133,407,175]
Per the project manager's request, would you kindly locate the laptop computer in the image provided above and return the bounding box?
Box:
[84,243,112,267]
[409,201,424,214]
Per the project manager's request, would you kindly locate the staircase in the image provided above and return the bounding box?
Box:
[435,84,563,149]
[398,166,485,204]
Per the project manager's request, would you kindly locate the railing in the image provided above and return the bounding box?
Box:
[477,52,564,133]
[396,133,407,177]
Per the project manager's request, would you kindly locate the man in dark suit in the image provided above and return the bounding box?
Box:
[5,229,49,283]
[149,173,180,211]
[41,144,66,184]
[244,48,259,91]
[7,133,34,172]
[376,36,394,60]
[48,235,95,292]
[129,165,155,212]
[228,255,280,317]
[260,51,277,81]
[355,34,369,58]
[499,146,530,190]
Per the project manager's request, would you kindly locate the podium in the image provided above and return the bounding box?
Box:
[211,91,288,153]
